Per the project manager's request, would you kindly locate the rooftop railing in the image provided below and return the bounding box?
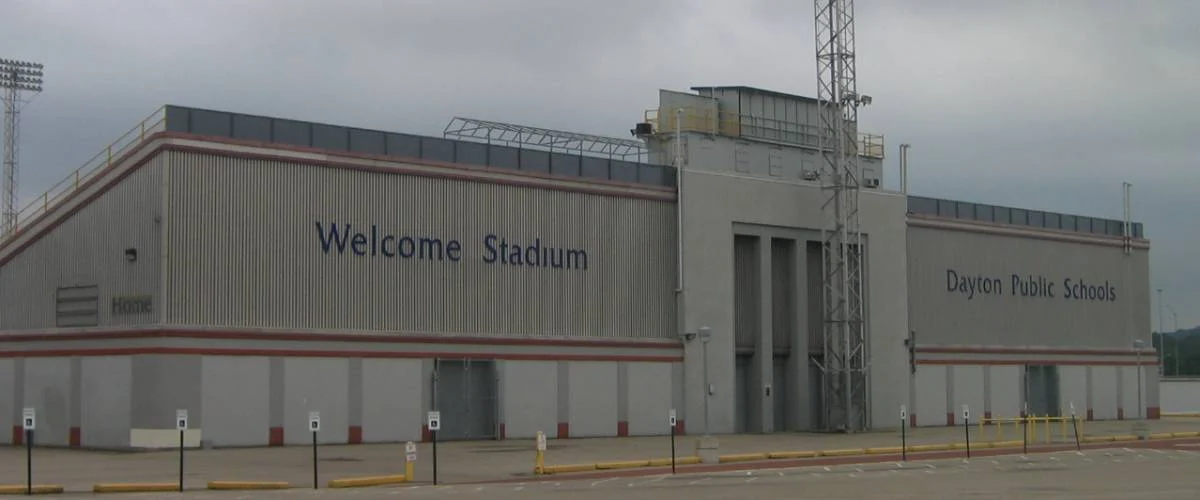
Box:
[6,106,167,238]
[643,107,886,159]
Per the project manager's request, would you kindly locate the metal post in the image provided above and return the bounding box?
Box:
[702,330,711,436]
[670,423,677,474]
[432,430,439,486]
[178,430,184,492]
[1137,349,1143,419]
[1157,289,1164,376]
[25,429,32,496]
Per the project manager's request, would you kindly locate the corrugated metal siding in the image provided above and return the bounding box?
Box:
[907,225,1150,349]
[771,238,794,352]
[163,151,677,339]
[734,235,759,350]
[0,159,163,329]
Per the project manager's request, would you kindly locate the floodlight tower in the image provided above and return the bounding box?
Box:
[0,58,45,236]
[813,0,870,432]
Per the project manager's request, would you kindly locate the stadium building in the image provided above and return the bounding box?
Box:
[0,85,1155,450]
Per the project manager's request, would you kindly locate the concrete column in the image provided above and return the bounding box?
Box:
[786,238,810,431]
[755,236,774,433]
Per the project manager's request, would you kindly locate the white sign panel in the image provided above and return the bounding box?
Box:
[536,431,547,452]
[176,409,189,431]
[962,404,970,421]
[406,452,417,462]
[427,411,441,431]
[22,408,35,431]
[669,409,677,428]
[1069,401,1076,417]
[309,411,321,432]
[900,404,907,421]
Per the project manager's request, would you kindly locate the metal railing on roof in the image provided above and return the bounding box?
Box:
[443,116,649,161]
[4,106,167,240]
[643,107,885,159]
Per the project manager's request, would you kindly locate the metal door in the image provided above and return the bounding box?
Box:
[432,359,498,441]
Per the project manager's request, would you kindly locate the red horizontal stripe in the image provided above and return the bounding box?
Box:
[0,346,682,362]
[915,345,1153,357]
[0,328,681,350]
[917,359,1155,366]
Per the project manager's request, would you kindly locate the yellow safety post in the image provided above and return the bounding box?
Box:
[404,441,417,480]
[534,431,547,475]
[1043,415,1050,444]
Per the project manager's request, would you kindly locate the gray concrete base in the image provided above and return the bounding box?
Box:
[695,435,721,463]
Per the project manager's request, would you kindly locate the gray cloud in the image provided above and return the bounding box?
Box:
[3,0,1197,328]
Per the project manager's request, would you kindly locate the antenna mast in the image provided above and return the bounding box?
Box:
[813,0,870,432]
[0,58,45,236]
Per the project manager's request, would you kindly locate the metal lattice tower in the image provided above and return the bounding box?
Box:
[813,0,870,432]
[0,58,45,236]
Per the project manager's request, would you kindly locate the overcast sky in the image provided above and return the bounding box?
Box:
[3,0,1197,330]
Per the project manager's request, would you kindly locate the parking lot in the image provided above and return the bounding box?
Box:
[2,418,1200,497]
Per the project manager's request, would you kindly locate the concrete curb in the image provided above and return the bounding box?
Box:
[327,474,409,488]
[536,431,1200,478]
[0,485,64,495]
[93,483,180,493]
[206,481,291,491]
[541,456,702,475]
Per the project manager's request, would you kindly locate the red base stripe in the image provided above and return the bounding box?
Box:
[617,421,629,437]
[69,427,81,447]
[557,422,569,439]
[269,426,284,446]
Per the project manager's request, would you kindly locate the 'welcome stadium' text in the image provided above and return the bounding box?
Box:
[314,221,589,270]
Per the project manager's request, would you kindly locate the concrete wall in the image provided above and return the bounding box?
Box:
[0,359,14,444]
[907,222,1151,349]
[672,129,909,433]
[81,356,133,448]
[201,356,270,447]
[1160,379,1200,413]
[161,148,677,340]
[0,157,163,330]
[361,359,424,443]
[911,362,1150,427]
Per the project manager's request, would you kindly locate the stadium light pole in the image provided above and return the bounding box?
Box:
[0,58,44,236]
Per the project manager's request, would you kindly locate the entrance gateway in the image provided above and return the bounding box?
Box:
[432,359,499,440]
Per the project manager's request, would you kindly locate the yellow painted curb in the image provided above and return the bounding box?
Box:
[94,483,179,493]
[207,481,291,491]
[0,485,64,495]
[990,440,1023,448]
[595,460,650,470]
[1082,435,1113,443]
[865,446,902,455]
[1173,431,1200,438]
[718,453,768,463]
[648,456,703,467]
[767,450,817,459]
[908,444,952,452]
[1110,435,1139,442]
[1149,432,1176,440]
[541,464,597,474]
[327,475,408,489]
[818,448,866,457]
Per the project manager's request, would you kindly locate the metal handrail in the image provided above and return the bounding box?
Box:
[7,106,167,236]
[644,107,885,159]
